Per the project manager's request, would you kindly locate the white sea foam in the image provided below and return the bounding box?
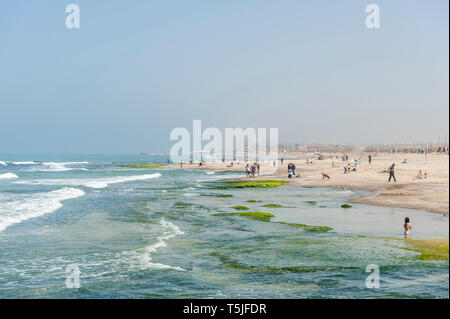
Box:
[183,193,199,197]
[14,173,162,189]
[0,173,18,180]
[0,187,85,233]
[0,161,7,166]
[11,161,39,165]
[140,218,184,271]
[206,171,215,175]
[40,162,89,172]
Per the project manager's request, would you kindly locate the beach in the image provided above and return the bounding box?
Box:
[0,155,448,298]
[174,152,449,215]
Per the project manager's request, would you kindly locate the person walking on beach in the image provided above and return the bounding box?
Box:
[256,163,260,176]
[388,163,396,182]
[404,217,412,239]
[368,154,372,164]
[245,164,250,177]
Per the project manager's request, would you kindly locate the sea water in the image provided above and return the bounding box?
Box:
[0,155,448,298]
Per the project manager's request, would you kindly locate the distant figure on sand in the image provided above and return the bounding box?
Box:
[413,170,427,180]
[290,163,296,175]
[413,170,424,180]
[404,217,412,239]
[368,154,372,164]
[402,158,408,164]
[388,163,396,182]
[245,164,250,177]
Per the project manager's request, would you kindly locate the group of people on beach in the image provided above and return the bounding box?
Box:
[245,163,260,178]
[377,163,428,182]
[343,161,357,174]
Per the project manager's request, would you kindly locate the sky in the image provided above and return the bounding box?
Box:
[0,0,448,154]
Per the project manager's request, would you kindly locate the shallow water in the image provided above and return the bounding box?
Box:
[0,155,448,298]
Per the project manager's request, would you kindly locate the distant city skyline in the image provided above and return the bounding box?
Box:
[0,0,448,154]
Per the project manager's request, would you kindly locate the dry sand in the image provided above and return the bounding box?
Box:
[171,152,449,215]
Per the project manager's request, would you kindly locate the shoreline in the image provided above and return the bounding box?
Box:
[165,153,449,215]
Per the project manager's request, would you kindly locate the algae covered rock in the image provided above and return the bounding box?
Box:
[214,180,287,189]
[231,206,249,211]
[262,204,282,208]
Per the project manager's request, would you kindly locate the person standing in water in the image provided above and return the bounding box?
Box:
[404,217,412,238]
[388,163,397,182]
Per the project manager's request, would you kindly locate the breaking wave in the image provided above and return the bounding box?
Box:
[14,173,162,189]
[0,187,85,233]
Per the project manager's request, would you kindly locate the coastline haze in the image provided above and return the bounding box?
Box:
[0,0,448,154]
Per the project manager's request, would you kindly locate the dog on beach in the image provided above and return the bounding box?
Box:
[322,173,330,180]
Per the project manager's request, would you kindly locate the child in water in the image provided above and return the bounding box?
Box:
[404,217,412,239]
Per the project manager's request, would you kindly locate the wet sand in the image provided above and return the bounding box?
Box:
[169,152,449,215]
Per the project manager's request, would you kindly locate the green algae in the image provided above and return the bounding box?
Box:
[404,239,449,261]
[234,211,274,222]
[173,202,193,207]
[214,180,287,189]
[214,211,274,222]
[210,251,354,273]
[305,201,317,206]
[246,199,261,203]
[357,236,449,261]
[341,203,352,208]
[262,203,282,208]
[231,205,249,211]
[173,202,213,211]
[119,164,163,168]
[277,222,333,232]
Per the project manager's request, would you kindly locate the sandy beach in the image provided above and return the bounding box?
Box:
[171,152,449,215]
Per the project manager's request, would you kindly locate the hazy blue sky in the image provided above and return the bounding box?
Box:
[0,0,448,154]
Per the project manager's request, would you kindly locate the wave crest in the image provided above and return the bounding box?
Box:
[0,187,85,232]
[0,173,18,180]
[14,173,162,189]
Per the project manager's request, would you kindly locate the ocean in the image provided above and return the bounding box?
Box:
[0,155,448,298]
